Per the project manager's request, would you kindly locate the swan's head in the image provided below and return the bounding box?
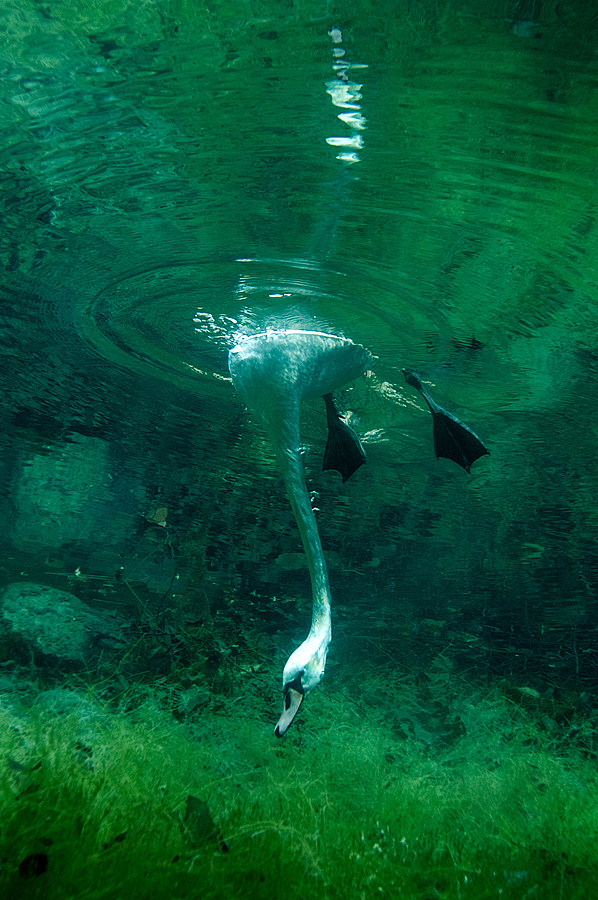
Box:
[274,628,330,737]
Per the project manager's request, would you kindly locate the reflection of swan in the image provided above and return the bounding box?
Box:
[229,330,372,735]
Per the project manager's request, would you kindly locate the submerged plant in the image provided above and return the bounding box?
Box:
[1,668,598,899]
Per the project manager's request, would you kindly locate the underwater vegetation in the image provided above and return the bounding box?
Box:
[1,2,598,899]
[2,658,598,900]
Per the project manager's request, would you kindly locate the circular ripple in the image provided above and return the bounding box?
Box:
[75,254,452,394]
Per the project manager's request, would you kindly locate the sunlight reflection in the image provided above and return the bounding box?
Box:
[325,27,368,163]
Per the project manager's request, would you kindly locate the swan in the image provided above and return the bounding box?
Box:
[228,330,372,735]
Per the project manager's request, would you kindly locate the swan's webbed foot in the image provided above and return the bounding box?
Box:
[322,393,366,483]
[403,369,489,473]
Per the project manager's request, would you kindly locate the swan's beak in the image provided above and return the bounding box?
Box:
[274,679,304,737]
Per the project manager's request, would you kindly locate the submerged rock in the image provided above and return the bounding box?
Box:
[0,581,126,663]
[12,435,112,552]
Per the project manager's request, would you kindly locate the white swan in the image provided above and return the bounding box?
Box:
[228,330,372,735]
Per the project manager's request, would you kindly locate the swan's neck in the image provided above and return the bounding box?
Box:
[269,408,331,645]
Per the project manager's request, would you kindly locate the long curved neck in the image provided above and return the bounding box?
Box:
[268,408,331,640]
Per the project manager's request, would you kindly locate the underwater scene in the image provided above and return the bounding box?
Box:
[1,0,598,897]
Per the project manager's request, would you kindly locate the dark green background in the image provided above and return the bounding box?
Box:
[1,0,597,690]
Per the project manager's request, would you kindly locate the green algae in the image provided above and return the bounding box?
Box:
[2,669,598,900]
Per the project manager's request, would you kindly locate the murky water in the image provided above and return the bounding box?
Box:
[1,0,598,686]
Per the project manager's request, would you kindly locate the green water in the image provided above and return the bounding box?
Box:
[1,0,598,896]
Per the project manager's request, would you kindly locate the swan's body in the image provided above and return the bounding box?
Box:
[228,330,371,734]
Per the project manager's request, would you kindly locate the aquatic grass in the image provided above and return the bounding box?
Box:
[1,674,598,898]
